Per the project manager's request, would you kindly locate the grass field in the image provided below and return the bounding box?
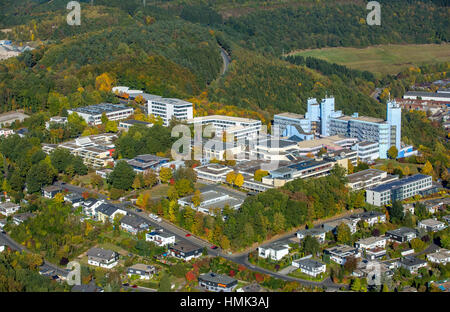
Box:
[290,44,450,76]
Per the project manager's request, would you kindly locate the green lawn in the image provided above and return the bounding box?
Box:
[373,159,422,175]
[290,43,450,76]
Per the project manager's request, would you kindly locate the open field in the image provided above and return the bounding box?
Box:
[290,44,450,76]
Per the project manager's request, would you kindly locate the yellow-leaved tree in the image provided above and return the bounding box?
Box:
[95,73,114,92]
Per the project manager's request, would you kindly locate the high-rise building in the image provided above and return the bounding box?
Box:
[148,97,193,127]
[273,96,402,159]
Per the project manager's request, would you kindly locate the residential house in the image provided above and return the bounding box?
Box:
[145,230,175,247]
[355,237,387,260]
[42,185,62,199]
[120,215,149,235]
[168,241,203,261]
[82,198,104,218]
[127,264,156,280]
[63,193,84,208]
[296,228,327,244]
[418,219,447,232]
[403,204,415,215]
[427,249,450,265]
[292,258,326,277]
[0,202,20,216]
[12,213,35,225]
[258,241,291,261]
[398,256,427,273]
[385,227,417,243]
[355,236,387,250]
[322,218,358,234]
[350,211,386,226]
[87,247,119,269]
[198,272,238,292]
[96,203,127,223]
[324,245,361,265]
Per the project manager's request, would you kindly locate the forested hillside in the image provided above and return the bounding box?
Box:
[0,0,448,121]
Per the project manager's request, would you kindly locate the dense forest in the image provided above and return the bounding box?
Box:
[0,0,448,117]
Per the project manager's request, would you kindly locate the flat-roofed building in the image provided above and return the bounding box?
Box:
[198,272,237,292]
[324,245,361,265]
[366,174,434,206]
[42,133,118,169]
[427,249,450,264]
[355,236,387,250]
[351,141,380,163]
[292,258,326,277]
[386,227,417,243]
[149,96,193,127]
[118,119,152,131]
[403,91,450,103]
[258,240,291,261]
[418,218,447,232]
[188,115,261,141]
[0,111,29,127]
[193,163,233,183]
[68,103,134,126]
[125,154,169,174]
[178,189,244,216]
[346,169,398,191]
[0,202,20,216]
[296,228,327,244]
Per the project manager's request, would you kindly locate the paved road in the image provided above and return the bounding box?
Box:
[0,231,70,277]
[52,182,358,289]
[219,45,231,76]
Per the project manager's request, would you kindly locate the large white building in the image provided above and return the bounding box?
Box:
[366,174,435,206]
[42,133,118,168]
[188,115,261,141]
[148,96,193,127]
[68,103,134,126]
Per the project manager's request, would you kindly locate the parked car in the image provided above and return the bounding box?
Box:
[185,233,191,237]
[210,245,218,249]
[131,285,138,288]
[149,213,162,222]
[135,208,143,213]
[122,283,129,287]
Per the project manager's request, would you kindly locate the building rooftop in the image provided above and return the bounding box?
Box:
[404,91,450,99]
[188,115,260,124]
[368,174,431,193]
[199,272,237,285]
[275,112,305,119]
[399,256,427,267]
[296,135,355,149]
[120,119,152,126]
[87,247,116,260]
[347,169,387,184]
[293,258,325,269]
[170,241,202,253]
[69,103,132,116]
[356,236,386,246]
[120,215,147,228]
[386,227,416,236]
[419,218,445,227]
[128,263,155,272]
